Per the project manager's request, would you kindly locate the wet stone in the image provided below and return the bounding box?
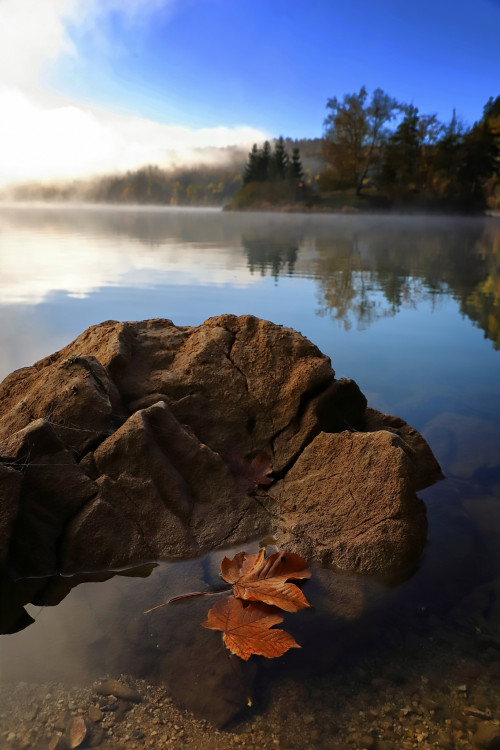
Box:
[88,704,104,723]
[24,703,38,721]
[66,716,87,748]
[48,734,67,750]
[88,727,104,747]
[114,699,130,720]
[53,713,69,732]
[94,679,141,702]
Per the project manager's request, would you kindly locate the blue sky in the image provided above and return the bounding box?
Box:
[0,0,499,184]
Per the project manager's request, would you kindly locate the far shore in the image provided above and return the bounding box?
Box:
[0,198,498,218]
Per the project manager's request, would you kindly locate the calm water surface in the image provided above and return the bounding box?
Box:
[1,204,500,732]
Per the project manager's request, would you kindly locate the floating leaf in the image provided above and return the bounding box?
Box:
[220,548,311,612]
[202,596,300,660]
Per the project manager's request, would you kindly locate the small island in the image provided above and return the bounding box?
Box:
[227,90,500,214]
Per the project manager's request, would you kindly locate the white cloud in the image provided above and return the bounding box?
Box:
[0,0,79,88]
[0,0,173,88]
[0,89,266,185]
[0,0,267,186]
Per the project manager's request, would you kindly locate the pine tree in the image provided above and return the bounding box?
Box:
[243,144,260,185]
[257,141,272,181]
[273,136,289,180]
[288,146,304,182]
[380,105,420,192]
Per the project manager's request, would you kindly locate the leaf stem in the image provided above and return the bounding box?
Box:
[144,586,231,614]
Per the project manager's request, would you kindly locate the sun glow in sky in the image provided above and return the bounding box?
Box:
[0,0,499,186]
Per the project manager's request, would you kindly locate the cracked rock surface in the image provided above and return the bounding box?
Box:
[0,315,443,580]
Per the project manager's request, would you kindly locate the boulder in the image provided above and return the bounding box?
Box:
[273,430,428,575]
[0,315,443,579]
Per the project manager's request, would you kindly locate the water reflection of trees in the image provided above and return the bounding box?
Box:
[313,224,486,329]
[5,207,500,344]
[240,218,500,342]
[242,234,298,279]
[314,221,500,341]
[313,233,396,331]
[461,226,500,349]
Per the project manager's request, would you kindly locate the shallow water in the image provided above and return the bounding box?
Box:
[1,205,500,744]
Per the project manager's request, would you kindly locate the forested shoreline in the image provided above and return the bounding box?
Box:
[2,90,499,214]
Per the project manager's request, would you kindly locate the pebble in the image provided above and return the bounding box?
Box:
[67,716,87,748]
[48,736,62,750]
[24,703,38,721]
[94,679,141,702]
[88,704,104,723]
[464,706,492,719]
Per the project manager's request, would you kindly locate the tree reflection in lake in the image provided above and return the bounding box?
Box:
[242,233,298,279]
[461,224,500,349]
[238,216,500,344]
[313,221,487,330]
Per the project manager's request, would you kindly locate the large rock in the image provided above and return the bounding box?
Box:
[274,430,428,574]
[0,315,443,579]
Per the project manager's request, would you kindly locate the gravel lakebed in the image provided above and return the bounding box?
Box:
[1,622,500,750]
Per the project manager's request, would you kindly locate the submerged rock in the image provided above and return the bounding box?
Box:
[0,315,442,579]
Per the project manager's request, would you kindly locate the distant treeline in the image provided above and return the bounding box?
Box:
[3,91,499,213]
[4,163,244,206]
[3,139,325,207]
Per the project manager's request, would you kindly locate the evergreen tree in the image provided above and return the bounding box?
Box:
[257,140,272,181]
[459,118,499,203]
[273,136,289,179]
[379,105,421,193]
[431,110,466,197]
[431,97,499,207]
[243,144,260,185]
[288,146,304,181]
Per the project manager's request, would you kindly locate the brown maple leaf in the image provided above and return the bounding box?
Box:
[229,451,274,493]
[202,596,300,660]
[220,548,311,613]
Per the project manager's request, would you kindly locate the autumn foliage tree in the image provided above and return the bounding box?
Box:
[323,86,401,195]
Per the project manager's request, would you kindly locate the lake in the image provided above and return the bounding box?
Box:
[1,204,500,748]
